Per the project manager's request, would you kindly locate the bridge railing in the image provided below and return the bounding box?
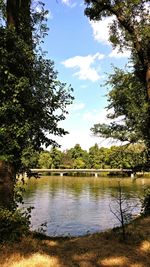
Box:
[29,168,133,178]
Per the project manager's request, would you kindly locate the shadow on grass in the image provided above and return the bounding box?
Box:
[0,217,150,267]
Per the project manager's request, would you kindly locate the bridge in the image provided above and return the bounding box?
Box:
[30,168,133,178]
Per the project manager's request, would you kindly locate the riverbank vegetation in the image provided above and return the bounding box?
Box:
[22,143,148,173]
[0,216,149,267]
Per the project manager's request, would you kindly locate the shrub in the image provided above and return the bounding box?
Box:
[0,207,32,242]
[141,188,150,216]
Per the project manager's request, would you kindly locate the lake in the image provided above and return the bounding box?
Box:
[22,176,150,237]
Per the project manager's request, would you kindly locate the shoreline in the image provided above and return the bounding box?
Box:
[0,216,150,267]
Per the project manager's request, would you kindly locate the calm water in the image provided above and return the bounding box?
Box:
[22,176,150,237]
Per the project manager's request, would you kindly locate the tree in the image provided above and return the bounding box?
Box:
[84,0,150,164]
[38,151,52,169]
[73,158,86,169]
[60,150,74,169]
[89,144,102,168]
[69,144,89,168]
[141,188,150,216]
[84,0,150,96]
[126,143,147,171]
[50,147,62,169]
[21,146,39,169]
[0,1,73,208]
[69,144,86,159]
[110,181,138,240]
[91,69,147,142]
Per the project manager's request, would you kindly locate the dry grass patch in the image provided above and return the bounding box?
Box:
[0,216,150,267]
[3,253,60,267]
[100,256,127,266]
[140,240,150,253]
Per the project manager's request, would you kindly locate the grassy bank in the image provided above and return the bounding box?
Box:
[0,216,150,267]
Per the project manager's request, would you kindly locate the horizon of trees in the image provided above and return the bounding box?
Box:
[22,142,147,171]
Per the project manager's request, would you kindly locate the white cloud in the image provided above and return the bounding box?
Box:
[90,17,114,45]
[48,108,123,150]
[52,130,109,151]
[108,47,131,58]
[61,0,76,8]
[89,17,131,59]
[68,103,85,112]
[82,108,110,124]
[62,53,105,82]
[80,85,88,89]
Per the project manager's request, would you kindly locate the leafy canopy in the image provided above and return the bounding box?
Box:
[84,0,150,156]
[0,1,74,169]
[91,68,148,143]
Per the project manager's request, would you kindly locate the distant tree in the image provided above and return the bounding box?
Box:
[126,144,147,171]
[107,144,146,170]
[69,144,86,159]
[38,151,52,169]
[60,150,74,169]
[88,144,108,168]
[21,146,39,169]
[50,147,62,169]
[73,158,86,169]
[69,144,89,168]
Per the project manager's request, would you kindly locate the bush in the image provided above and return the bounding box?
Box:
[0,207,32,242]
[141,188,150,216]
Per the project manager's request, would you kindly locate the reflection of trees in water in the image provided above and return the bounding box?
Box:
[21,176,150,236]
[23,176,148,201]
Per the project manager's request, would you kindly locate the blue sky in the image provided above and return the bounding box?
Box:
[40,0,130,151]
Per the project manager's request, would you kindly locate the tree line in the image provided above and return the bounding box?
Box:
[21,143,147,171]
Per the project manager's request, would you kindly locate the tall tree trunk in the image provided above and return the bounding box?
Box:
[6,0,32,46]
[6,0,18,27]
[0,161,16,209]
[1,0,32,209]
[146,66,150,99]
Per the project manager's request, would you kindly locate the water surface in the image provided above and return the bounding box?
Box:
[22,176,150,236]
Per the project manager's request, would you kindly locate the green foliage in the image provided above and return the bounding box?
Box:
[68,144,89,168]
[73,158,85,169]
[21,146,39,169]
[107,144,146,170]
[35,143,147,171]
[38,151,52,169]
[85,0,150,158]
[0,2,74,172]
[91,68,148,143]
[69,144,86,159]
[84,0,150,62]
[50,147,62,169]
[60,150,74,169]
[0,207,32,242]
[89,144,106,168]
